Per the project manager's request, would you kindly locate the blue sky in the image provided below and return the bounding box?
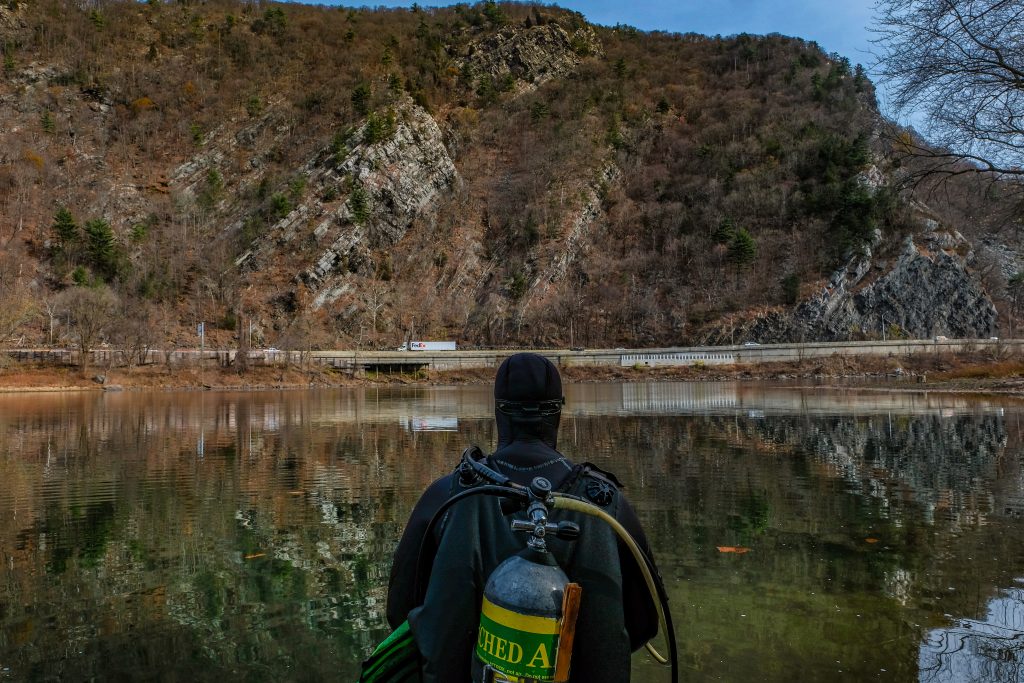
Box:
[317,0,879,71]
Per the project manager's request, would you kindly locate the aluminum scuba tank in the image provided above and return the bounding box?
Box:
[475,478,581,683]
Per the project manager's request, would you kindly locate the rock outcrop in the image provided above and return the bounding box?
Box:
[458,22,602,90]
[287,102,460,307]
[0,3,25,33]
[719,221,997,343]
[793,228,996,340]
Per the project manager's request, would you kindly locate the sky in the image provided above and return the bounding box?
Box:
[317,0,880,72]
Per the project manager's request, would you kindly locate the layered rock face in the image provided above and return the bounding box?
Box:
[458,22,603,88]
[729,223,997,343]
[0,4,23,31]
[791,229,997,340]
[218,101,459,311]
[297,103,459,307]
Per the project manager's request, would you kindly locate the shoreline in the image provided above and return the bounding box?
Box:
[3,351,1024,396]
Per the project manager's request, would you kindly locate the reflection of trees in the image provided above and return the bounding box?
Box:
[561,411,1018,525]
[561,411,1024,682]
[0,390,489,680]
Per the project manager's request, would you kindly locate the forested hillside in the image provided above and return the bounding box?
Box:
[0,0,1016,353]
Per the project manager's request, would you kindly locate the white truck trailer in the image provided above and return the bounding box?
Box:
[397,341,457,351]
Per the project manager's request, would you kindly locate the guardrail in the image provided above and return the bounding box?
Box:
[3,338,1019,373]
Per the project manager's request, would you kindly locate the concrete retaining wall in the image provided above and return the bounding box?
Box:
[4,338,1019,372]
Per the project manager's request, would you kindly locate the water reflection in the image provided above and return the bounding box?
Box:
[0,383,1022,681]
[919,586,1024,682]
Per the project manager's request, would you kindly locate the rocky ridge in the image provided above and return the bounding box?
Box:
[457,22,602,92]
[282,102,460,308]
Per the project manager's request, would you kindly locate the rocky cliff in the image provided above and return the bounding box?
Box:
[794,229,995,341]
[244,100,461,310]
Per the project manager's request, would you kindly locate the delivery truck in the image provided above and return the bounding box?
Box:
[396,341,457,351]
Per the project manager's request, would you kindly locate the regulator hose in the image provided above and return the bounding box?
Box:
[552,494,678,682]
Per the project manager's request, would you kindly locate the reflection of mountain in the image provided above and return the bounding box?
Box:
[799,414,1009,522]
[562,409,1020,523]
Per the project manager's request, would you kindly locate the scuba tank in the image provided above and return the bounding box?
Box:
[476,477,583,683]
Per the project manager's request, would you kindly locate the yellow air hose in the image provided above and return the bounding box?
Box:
[551,494,670,665]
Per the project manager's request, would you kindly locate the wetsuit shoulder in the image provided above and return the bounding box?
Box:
[571,462,663,651]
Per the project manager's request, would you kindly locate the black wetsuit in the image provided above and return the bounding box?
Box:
[387,415,663,682]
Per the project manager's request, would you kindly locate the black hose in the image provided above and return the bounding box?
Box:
[662,582,679,683]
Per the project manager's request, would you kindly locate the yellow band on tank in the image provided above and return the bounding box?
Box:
[481,598,560,635]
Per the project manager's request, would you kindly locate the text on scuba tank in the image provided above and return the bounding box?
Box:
[527,643,550,669]
[477,626,524,664]
[477,598,559,680]
[477,625,552,669]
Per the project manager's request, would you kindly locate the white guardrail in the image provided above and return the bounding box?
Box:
[2,338,1019,372]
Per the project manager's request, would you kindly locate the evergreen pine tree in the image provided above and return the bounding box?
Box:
[352,83,371,116]
[52,207,79,247]
[84,218,121,281]
[614,57,627,78]
[713,217,735,245]
[729,228,757,266]
[482,0,504,25]
[349,184,370,224]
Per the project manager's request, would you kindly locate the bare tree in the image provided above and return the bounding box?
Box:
[41,294,61,345]
[872,0,1024,181]
[112,296,163,370]
[1009,271,1024,335]
[0,254,35,347]
[362,281,390,335]
[57,285,118,375]
[234,308,251,374]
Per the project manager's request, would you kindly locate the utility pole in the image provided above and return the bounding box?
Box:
[198,321,205,386]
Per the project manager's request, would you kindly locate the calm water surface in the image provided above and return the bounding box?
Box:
[1,383,1023,682]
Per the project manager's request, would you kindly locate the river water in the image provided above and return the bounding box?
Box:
[1,383,1023,682]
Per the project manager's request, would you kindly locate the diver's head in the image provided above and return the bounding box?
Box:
[494,353,564,448]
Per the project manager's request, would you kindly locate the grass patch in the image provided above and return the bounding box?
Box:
[932,360,1024,380]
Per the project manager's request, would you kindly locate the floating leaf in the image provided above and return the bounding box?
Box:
[716,546,750,554]
[243,553,266,560]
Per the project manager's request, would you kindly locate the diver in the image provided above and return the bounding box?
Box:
[385,352,665,682]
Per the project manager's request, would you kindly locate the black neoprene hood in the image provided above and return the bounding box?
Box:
[493,353,564,449]
[494,353,563,402]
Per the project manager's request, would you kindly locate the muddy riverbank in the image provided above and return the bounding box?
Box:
[3,351,1024,394]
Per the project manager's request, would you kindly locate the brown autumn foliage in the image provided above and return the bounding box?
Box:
[0,0,1014,354]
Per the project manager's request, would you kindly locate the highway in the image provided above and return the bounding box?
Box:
[3,338,1016,372]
